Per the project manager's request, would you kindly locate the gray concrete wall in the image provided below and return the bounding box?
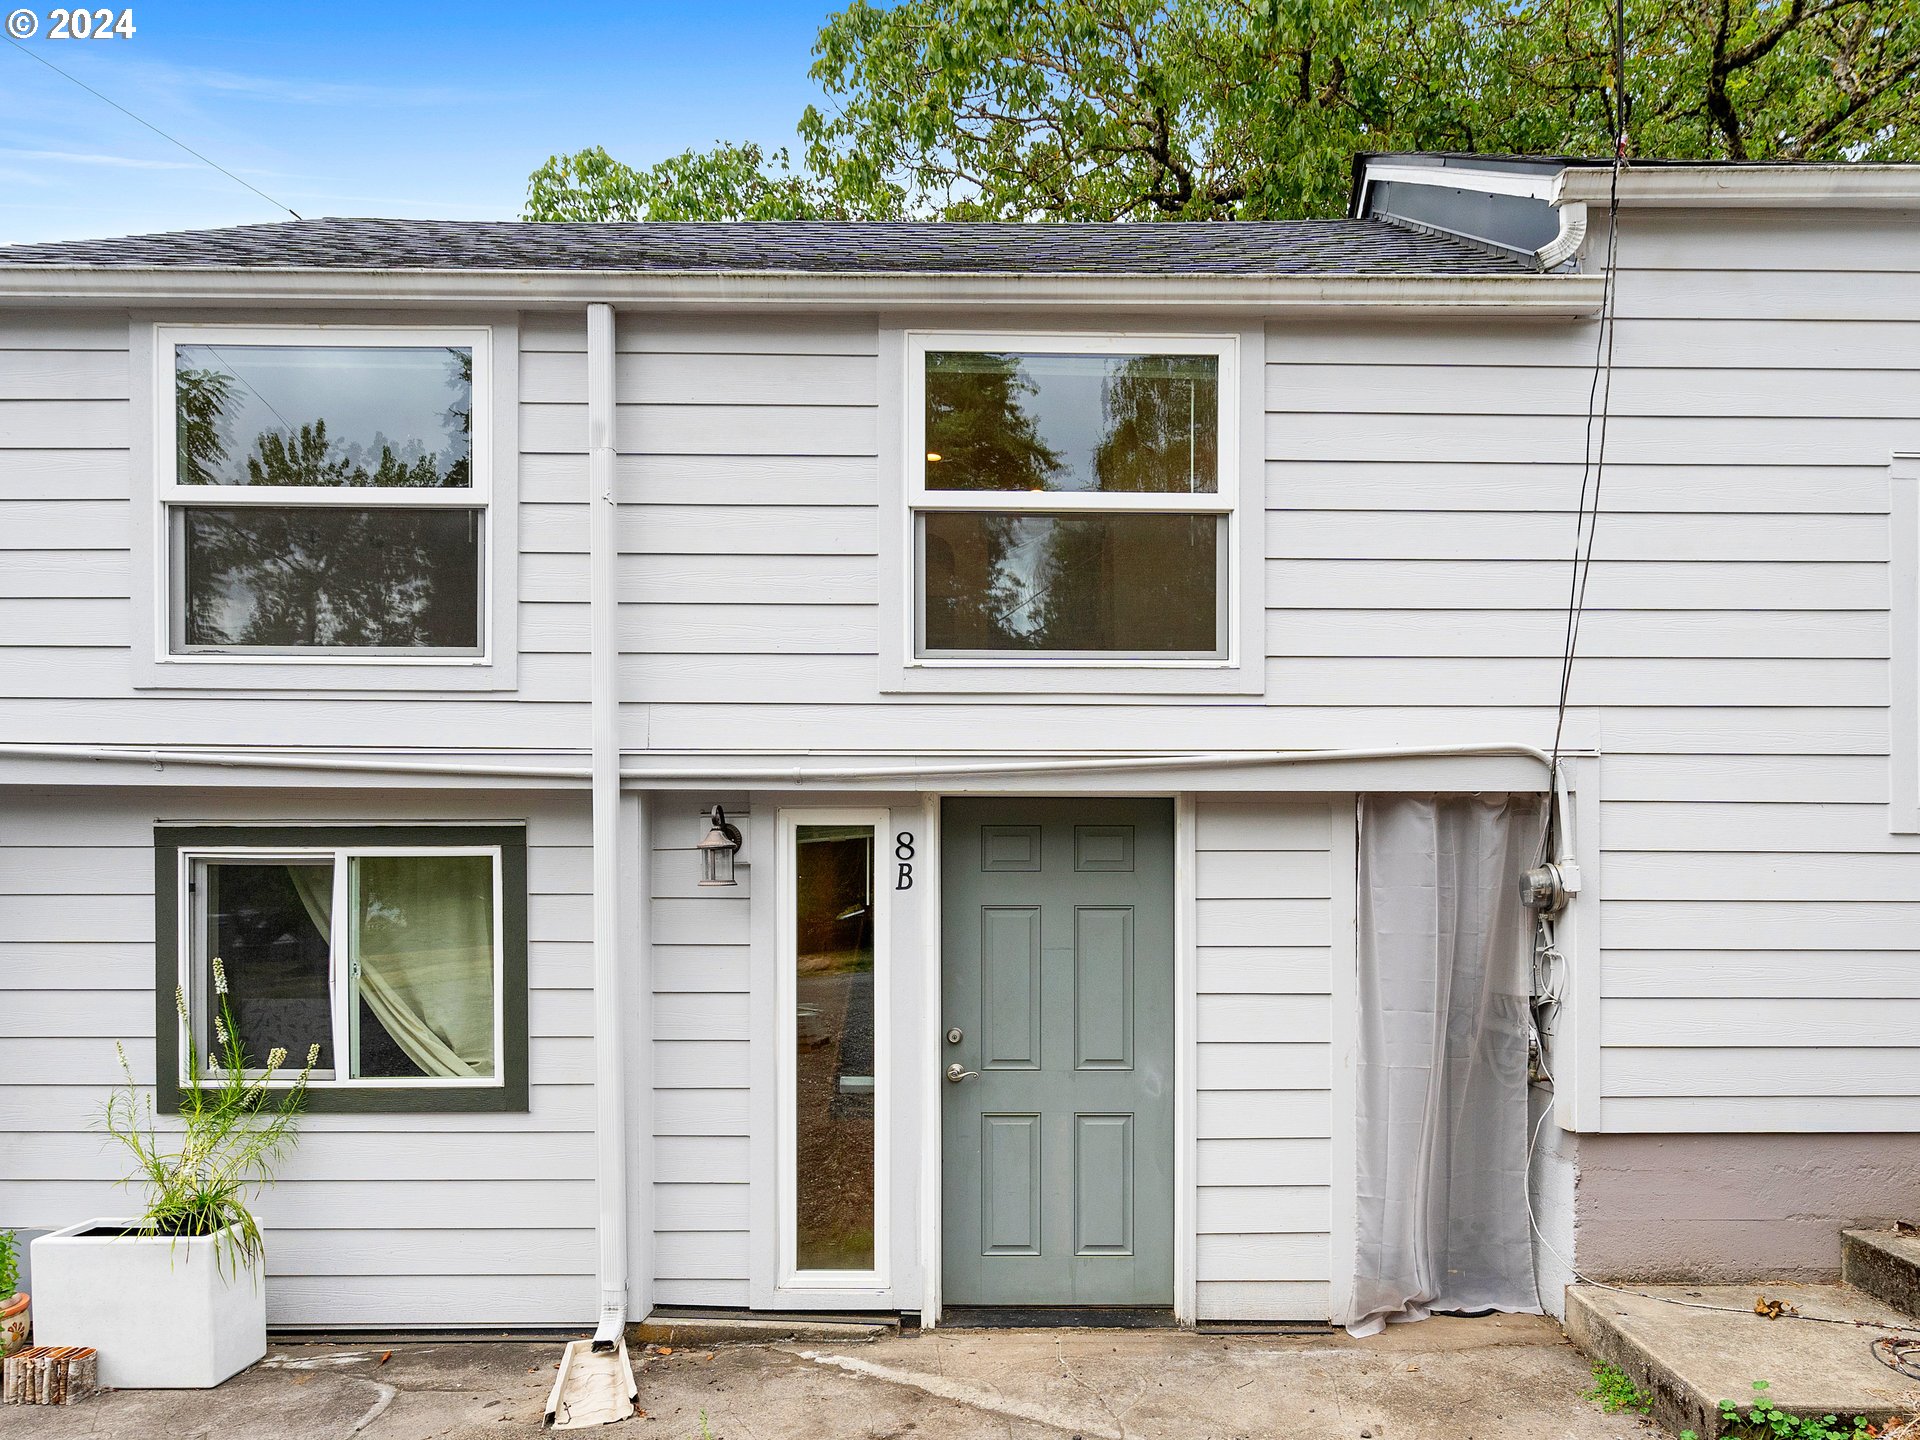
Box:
[1574,1133,1920,1281]
[1528,1089,1577,1317]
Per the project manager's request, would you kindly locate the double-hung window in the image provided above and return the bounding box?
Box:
[154,325,492,662]
[904,332,1239,668]
[157,825,528,1113]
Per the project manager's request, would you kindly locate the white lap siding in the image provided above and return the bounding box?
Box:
[1586,219,1920,1129]
[0,308,586,748]
[0,787,597,1328]
[1266,207,1920,1131]
[647,795,753,1307]
[1191,798,1345,1322]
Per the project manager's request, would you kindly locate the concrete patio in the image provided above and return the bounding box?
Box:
[0,1314,1656,1440]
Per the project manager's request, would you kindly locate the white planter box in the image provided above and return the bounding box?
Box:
[29,1219,266,1389]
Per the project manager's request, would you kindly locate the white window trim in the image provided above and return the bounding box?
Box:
[1891,454,1920,833]
[176,842,508,1091]
[130,317,520,691]
[880,325,1266,696]
[773,807,893,1295]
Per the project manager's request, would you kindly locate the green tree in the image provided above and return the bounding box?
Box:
[244,421,451,491]
[924,352,1063,492]
[525,141,848,221]
[1093,356,1219,494]
[175,366,236,485]
[527,0,1920,223]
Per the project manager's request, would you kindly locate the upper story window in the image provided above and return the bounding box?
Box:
[157,326,491,660]
[907,333,1236,661]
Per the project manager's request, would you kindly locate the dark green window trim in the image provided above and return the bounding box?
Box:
[154,823,529,1115]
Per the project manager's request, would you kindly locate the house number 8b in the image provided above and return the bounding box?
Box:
[894,832,915,890]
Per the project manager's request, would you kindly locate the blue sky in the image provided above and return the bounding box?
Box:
[1,0,833,243]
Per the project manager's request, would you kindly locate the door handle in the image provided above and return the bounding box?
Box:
[946,1063,980,1084]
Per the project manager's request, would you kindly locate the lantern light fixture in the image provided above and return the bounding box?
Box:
[697,805,743,887]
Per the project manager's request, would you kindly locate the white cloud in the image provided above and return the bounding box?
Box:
[0,148,200,169]
[115,59,512,109]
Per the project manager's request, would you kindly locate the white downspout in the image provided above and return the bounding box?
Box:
[1535,200,1589,272]
[587,301,628,1349]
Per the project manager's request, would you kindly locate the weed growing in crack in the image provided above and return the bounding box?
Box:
[1584,1362,1654,1416]
[1679,1381,1879,1440]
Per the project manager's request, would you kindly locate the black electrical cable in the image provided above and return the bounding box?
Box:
[4,36,303,220]
[1540,0,1635,871]
[1546,151,1625,800]
[1875,1335,1920,1381]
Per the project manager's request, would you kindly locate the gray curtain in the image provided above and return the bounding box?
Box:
[1347,794,1543,1337]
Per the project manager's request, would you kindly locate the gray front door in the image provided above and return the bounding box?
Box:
[940,797,1175,1307]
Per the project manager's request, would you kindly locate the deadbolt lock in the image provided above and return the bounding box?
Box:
[945,1027,963,1045]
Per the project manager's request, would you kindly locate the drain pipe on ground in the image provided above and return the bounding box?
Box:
[586,302,630,1355]
[543,302,639,1431]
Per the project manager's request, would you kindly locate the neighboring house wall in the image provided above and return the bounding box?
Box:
[0,786,597,1328]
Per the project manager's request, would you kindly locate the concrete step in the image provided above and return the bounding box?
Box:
[628,1310,898,1347]
[1564,1282,1918,1439]
[1843,1227,1920,1321]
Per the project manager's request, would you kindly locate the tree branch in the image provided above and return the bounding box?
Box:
[1788,50,1920,155]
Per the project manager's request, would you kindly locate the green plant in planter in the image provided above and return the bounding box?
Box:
[0,1229,17,1298]
[100,959,320,1275]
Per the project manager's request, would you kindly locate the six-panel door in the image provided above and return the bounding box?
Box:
[940,797,1176,1306]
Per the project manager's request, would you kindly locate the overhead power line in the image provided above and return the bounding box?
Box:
[1543,0,1633,853]
[4,35,302,220]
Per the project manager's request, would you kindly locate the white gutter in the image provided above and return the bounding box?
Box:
[1554,164,1920,209]
[0,267,1606,315]
[586,302,628,1350]
[1359,161,1562,202]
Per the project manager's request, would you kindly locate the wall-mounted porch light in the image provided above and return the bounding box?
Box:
[697,805,744,887]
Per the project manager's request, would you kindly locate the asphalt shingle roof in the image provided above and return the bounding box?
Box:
[0,217,1528,276]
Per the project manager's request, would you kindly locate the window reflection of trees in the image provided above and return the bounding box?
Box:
[1092,356,1217,495]
[181,508,480,650]
[175,347,471,489]
[922,351,1219,653]
[173,348,480,650]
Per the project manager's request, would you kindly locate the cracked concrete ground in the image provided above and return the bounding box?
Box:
[0,1314,1653,1440]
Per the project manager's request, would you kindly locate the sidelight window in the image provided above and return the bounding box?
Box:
[777,810,890,1287]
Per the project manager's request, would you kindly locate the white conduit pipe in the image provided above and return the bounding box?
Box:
[0,743,592,781]
[585,301,628,1350]
[0,741,1582,864]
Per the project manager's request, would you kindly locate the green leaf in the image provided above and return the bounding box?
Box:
[528,0,1920,223]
